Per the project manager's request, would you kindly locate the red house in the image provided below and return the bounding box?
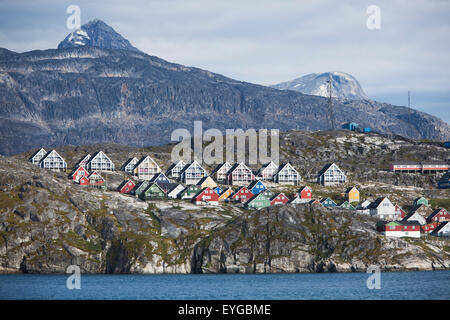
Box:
[270,193,289,206]
[88,171,105,185]
[394,204,407,220]
[231,186,254,203]
[427,208,450,223]
[298,186,312,200]
[421,222,439,233]
[70,166,89,182]
[193,187,219,205]
[120,180,136,194]
[78,176,89,186]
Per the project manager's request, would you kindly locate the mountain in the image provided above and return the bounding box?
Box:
[57,19,140,52]
[0,19,449,155]
[272,71,369,100]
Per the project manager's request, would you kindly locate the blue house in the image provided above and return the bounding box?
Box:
[247,180,267,195]
[444,141,450,148]
[438,172,450,189]
[214,186,223,195]
[342,122,358,131]
[320,197,337,207]
[363,127,371,133]
[150,172,170,184]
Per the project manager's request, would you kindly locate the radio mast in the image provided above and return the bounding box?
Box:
[327,74,335,131]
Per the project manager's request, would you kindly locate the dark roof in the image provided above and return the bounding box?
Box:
[427,208,448,222]
[317,163,335,175]
[432,221,449,233]
[150,172,169,183]
[367,197,385,209]
[121,157,137,170]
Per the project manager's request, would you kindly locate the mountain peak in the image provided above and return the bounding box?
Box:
[272,71,368,100]
[57,19,140,52]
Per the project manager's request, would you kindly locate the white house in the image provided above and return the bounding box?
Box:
[431,221,450,237]
[30,148,47,166]
[317,163,347,186]
[122,157,139,174]
[369,197,396,220]
[356,200,371,215]
[39,150,67,171]
[403,212,427,225]
[166,160,187,179]
[257,161,278,180]
[273,162,300,185]
[180,161,208,185]
[87,151,115,172]
[166,184,186,199]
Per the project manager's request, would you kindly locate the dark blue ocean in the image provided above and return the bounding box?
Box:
[0,271,449,300]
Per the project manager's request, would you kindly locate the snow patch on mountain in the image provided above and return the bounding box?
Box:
[272,71,368,100]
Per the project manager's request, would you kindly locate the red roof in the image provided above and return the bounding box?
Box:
[120,180,135,194]
[271,193,289,205]
[232,187,254,202]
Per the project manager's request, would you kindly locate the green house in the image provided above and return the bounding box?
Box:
[321,197,337,207]
[134,181,150,199]
[179,185,201,200]
[339,201,356,210]
[245,193,271,210]
[142,183,166,200]
[261,189,275,199]
[414,197,428,206]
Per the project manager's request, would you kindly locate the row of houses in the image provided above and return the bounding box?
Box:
[30,148,349,186]
[390,162,449,173]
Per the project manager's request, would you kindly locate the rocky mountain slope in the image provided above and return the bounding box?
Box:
[272,71,369,100]
[1,130,449,274]
[0,20,449,155]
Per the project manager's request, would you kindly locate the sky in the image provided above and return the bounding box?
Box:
[0,0,449,123]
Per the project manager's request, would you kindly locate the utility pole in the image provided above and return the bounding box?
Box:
[408,90,412,139]
[327,74,335,131]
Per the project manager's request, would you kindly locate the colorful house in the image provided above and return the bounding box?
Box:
[213,186,223,195]
[122,157,139,174]
[431,221,450,237]
[297,186,312,202]
[427,208,450,223]
[345,186,360,203]
[86,151,115,172]
[339,201,356,210]
[39,150,67,171]
[245,193,271,209]
[321,198,337,208]
[30,148,47,165]
[317,163,347,186]
[78,176,89,186]
[218,187,233,201]
[247,180,267,195]
[75,154,91,168]
[142,183,166,200]
[134,156,161,180]
[261,189,275,199]
[368,197,395,220]
[394,204,407,220]
[192,187,219,206]
[166,184,185,199]
[150,172,170,184]
[270,193,289,206]
[180,161,208,185]
[134,181,150,199]
[87,171,105,186]
[414,197,428,207]
[197,176,217,189]
[438,172,450,189]
[119,180,136,194]
[257,161,278,180]
[166,160,186,179]
[69,166,89,183]
[273,163,300,185]
[421,222,439,234]
[227,163,255,185]
[231,186,254,203]
[211,162,232,183]
[342,122,358,131]
[376,221,421,238]
[179,185,201,200]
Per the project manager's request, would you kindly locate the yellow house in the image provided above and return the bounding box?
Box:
[197,176,217,189]
[218,187,233,201]
[345,186,360,203]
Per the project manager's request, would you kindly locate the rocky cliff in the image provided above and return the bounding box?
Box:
[0,147,448,274]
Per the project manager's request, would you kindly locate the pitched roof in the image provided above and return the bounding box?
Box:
[433,221,449,233]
